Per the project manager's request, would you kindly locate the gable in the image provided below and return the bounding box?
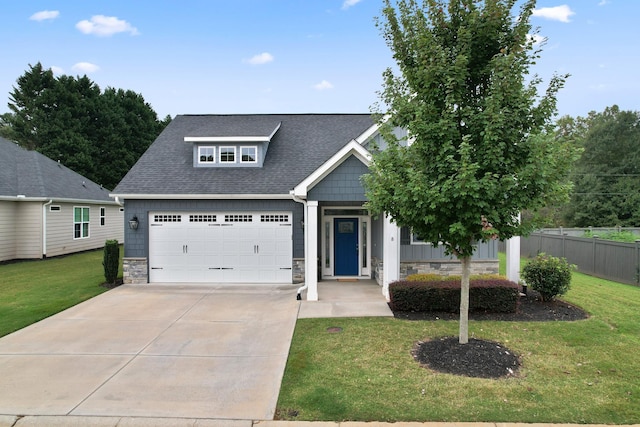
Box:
[307,155,369,202]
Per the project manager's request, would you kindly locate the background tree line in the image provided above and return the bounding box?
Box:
[529,105,640,227]
[0,63,171,190]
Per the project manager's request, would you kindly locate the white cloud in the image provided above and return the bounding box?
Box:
[342,0,362,10]
[313,80,334,90]
[532,5,575,23]
[72,62,100,73]
[76,15,139,36]
[50,66,64,75]
[598,0,610,5]
[30,10,59,21]
[246,52,274,65]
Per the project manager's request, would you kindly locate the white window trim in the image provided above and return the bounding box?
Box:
[100,206,106,227]
[49,205,61,212]
[198,146,216,164]
[219,146,236,163]
[74,206,90,240]
[240,146,258,163]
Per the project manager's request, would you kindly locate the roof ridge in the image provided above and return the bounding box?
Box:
[178,113,372,117]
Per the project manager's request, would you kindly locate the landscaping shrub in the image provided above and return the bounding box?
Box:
[102,240,120,284]
[390,277,519,313]
[522,253,573,301]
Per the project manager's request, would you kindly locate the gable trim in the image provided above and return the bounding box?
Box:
[292,140,371,198]
[354,122,381,145]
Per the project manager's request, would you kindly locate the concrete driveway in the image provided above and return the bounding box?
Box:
[0,283,300,421]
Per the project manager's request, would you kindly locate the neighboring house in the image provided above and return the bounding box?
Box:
[0,137,124,262]
[111,114,502,300]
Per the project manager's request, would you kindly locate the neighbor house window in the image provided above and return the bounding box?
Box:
[74,207,90,239]
[219,146,236,163]
[198,146,215,163]
[240,146,257,163]
[100,207,106,226]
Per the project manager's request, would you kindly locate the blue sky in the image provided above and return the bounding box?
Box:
[1,1,638,120]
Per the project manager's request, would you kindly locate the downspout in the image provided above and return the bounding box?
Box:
[42,199,53,258]
[290,191,307,300]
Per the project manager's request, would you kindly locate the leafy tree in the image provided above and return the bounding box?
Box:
[563,106,640,227]
[364,0,580,343]
[2,62,170,190]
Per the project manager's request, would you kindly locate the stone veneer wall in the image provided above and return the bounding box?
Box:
[123,257,148,284]
[372,257,499,286]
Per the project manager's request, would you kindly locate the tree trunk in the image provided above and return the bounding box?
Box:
[458,255,471,344]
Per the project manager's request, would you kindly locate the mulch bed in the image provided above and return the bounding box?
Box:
[396,291,589,379]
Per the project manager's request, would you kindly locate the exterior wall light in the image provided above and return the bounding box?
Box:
[129,216,139,230]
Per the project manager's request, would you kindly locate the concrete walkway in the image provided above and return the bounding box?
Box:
[298,280,393,318]
[0,284,299,422]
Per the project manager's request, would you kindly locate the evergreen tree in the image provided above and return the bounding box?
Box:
[2,62,170,189]
[564,106,640,227]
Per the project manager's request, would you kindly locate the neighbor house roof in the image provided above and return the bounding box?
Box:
[0,137,116,202]
[112,114,375,197]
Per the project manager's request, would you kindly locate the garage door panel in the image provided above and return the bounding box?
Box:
[149,212,292,283]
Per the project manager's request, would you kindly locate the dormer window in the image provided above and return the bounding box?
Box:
[219,146,236,163]
[187,121,280,168]
[198,146,215,163]
[241,146,257,163]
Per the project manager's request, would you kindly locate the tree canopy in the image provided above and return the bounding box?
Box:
[364,0,581,343]
[1,62,171,190]
[561,105,640,227]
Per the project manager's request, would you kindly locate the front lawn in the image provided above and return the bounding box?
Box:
[0,249,120,337]
[277,256,640,423]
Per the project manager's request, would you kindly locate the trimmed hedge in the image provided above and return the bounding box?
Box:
[390,277,520,313]
[102,240,120,284]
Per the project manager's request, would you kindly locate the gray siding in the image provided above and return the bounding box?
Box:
[0,201,17,261]
[45,202,124,258]
[372,216,383,259]
[124,199,304,258]
[15,202,42,259]
[308,156,368,202]
[400,240,498,261]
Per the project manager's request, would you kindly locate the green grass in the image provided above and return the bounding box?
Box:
[277,253,640,424]
[0,248,121,337]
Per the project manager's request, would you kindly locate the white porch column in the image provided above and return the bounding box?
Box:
[506,213,521,284]
[506,236,521,284]
[306,201,319,301]
[382,214,400,302]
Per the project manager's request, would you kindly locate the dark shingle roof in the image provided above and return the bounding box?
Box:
[113,114,375,196]
[0,137,115,202]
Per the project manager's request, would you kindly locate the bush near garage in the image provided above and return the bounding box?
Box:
[389,276,520,313]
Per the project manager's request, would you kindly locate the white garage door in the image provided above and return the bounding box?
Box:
[148,212,293,283]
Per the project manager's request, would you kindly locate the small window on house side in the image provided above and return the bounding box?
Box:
[241,146,257,163]
[100,207,106,226]
[50,205,61,212]
[74,206,90,239]
[198,146,215,163]
[219,146,236,163]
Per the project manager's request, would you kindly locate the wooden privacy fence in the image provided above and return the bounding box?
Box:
[507,234,640,286]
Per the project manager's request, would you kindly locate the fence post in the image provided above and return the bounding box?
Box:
[592,236,598,275]
[636,240,640,285]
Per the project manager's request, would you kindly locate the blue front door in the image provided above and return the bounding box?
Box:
[334,218,359,276]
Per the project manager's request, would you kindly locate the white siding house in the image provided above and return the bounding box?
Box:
[0,137,124,262]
